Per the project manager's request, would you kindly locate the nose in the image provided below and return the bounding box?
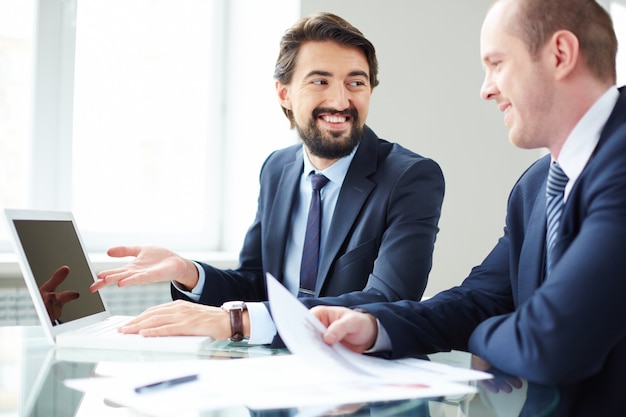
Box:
[480,73,497,101]
[325,82,350,110]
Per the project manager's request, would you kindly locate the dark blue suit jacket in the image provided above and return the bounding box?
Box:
[173,125,444,313]
[360,89,626,416]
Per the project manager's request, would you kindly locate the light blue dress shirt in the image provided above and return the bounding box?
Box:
[175,144,357,344]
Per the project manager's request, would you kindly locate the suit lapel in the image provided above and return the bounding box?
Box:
[597,87,626,147]
[316,129,377,292]
[265,149,303,278]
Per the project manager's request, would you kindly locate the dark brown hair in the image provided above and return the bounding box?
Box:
[274,12,379,128]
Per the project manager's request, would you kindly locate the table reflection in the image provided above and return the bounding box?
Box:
[466,356,559,417]
[0,327,559,417]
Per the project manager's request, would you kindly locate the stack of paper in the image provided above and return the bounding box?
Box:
[64,273,491,416]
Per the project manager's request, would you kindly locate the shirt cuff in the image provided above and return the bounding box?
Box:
[365,318,392,353]
[170,261,206,302]
[246,302,276,345]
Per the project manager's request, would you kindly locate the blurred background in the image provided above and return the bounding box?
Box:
[1,0,625,324]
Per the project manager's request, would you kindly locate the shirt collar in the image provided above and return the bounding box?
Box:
[556,86,619,198]
[302,143,358,186]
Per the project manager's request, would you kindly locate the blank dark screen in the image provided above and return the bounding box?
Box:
[13,219,106,323]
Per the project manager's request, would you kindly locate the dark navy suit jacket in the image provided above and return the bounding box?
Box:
[360,88,626,416]
[173,125,444,316]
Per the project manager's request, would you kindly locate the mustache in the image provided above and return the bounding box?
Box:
[312,107,358,120]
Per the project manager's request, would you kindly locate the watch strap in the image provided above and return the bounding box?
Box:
[229,307,244,342]
[222,301,247,342]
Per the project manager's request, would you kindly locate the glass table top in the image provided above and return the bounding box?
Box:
[0,326,558,417]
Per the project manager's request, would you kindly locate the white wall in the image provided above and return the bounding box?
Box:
[300,0,542,295]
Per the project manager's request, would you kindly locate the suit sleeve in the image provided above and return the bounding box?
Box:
[351,157,544,359]
[469,132,626,385]
[360,230,516,357]
[367,128,626,385]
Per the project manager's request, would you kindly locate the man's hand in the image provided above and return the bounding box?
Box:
[311,306,378,353]
[40,265,80,323]
[90,246,199,292]
[118,300,243,340]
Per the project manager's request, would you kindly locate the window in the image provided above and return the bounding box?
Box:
[0,0,299,255]
[72,0,223,251]
[0,0,35,251]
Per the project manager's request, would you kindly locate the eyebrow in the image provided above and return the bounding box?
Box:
[304,70,332,78]
[348,70,369,78]
[304,70,369,79]
[482,51,503,64]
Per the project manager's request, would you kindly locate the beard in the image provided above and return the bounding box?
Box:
[296,108,363,160]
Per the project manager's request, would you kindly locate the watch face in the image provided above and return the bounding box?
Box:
[222,301,245,310]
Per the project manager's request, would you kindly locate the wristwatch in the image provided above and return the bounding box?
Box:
[221,301,247,342]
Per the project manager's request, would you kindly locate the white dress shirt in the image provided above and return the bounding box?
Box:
[558,87,619,201]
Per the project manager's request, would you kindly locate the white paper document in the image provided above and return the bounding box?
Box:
[65,356,478,415]
[64,273,491,415]
[266,272,491,384]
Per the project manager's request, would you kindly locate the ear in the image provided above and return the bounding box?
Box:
[549,30,580,81]
[275,80,292,110]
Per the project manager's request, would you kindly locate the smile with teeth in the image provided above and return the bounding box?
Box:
[322,115,348,123]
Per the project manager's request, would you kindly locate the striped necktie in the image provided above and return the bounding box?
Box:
[545,162,568,276]
[298,172,330,298]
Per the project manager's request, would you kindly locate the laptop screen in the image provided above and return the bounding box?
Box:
[12,219,106,325]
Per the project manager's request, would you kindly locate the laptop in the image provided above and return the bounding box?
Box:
[4,208,215,353]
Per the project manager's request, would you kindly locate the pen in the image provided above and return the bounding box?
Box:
[134,374,199,394]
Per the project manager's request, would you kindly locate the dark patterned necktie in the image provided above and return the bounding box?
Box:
[545,162,568,276]
[298,173,330,298]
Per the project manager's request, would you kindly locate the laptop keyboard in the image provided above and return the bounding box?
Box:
[78,315,133,336]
